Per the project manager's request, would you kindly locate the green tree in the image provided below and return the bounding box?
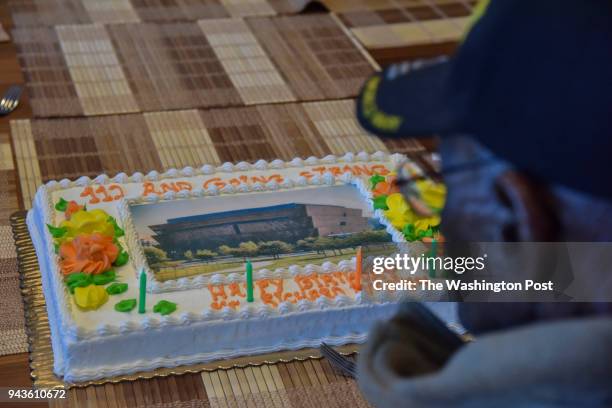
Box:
[195,249,217,262]
[235,241,258,260]
[218,245,235,257]
[184,250,194,260]
[296,237,317,252]
[144,247,168,266]
[257,241,294,259]
[312,236,337,256]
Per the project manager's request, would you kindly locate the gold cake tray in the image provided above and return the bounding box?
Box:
[10,211,359,389]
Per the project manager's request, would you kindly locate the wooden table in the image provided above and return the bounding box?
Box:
[0,0,448,405]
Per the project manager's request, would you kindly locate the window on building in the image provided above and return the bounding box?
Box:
[339,221,347,226]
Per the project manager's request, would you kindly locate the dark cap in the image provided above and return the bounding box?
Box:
[357,0,612,201]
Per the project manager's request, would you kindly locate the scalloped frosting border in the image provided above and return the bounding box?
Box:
[30,151,418,342]
[41,151,410,191]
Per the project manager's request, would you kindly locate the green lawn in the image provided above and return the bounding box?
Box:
[153,245,397,281]
[155,260,245,281]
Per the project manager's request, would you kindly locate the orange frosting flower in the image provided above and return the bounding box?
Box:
[59,233,119,276]
[64,200,84,220]
[372,176,400,197]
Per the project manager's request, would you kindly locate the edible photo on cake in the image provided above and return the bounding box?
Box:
[129,185,394,282]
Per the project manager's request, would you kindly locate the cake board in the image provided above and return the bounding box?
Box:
[10,211,360,389]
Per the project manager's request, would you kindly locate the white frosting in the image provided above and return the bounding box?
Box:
[27,151,431,383]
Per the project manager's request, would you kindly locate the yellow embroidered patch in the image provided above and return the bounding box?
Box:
[462,0,490,41]
[360,76,403,132]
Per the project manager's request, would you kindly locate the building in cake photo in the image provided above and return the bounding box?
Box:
[130,185,394,281]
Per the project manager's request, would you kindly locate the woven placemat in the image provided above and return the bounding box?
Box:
[7,0,305,25]
[12,14,375,118]
[342,0,476,50]
[9,100,427,209]
[0,132,27,357]
[8,0,477,52]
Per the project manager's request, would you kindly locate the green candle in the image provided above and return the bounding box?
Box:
[246,260,254,302]
[138,270,146,314]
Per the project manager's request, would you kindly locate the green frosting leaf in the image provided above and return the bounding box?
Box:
[153,300,177,316]
[55,197,68,212]
[372,195,389,210]
[114,299,137,313]
[54,243,59,254]
[369,174,386,189]
[47,224,67,239]
[402,224,435,242]
[106,282,128,295]
[65,273,92,294]
[92,270,116,286]
[107,216,124,238]
[114,251,129,267]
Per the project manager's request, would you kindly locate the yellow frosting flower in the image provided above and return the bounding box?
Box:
[384,193,415,229]
[414,215,441,232]
[74,285,109,310]
[415,180,446,212]
[56,209,115,244]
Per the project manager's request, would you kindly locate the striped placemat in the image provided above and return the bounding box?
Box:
[8,0,297,25]
[0,130,27,356]
[338,0,477,50]
[10,99,426,208]
[8,0,478,56]
[43,358,369,407]
[12,14,375,118]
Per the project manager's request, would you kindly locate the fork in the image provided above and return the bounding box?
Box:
[320,342,357,378]
[0,85,22,116]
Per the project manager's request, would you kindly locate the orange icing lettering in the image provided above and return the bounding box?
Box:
[80,186,100,204]
[333,271,347,284]
[299,171,313,180]
[370,164,390,175]
[307,289,319,302]
[311,166,327,175]
[142,182,161,196]
[203,177,226,189]
[320,274,338,287]
[95,185,114,202]
[256,279,284,307]
[342,165,354,174]
[160,182,180,193]
[208,284,227,303]
[295,275,314,291]
[328,166,343,176]
[312,274,327,289]
[228,282,245,298]
[108,184,124,199]
[250,174,284,184]
[319,287,334,299]
[350,165,373,176]
[175,181,193,191]
[228,175,248,186]
[211,299,240,310]
[332,287,346,296]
